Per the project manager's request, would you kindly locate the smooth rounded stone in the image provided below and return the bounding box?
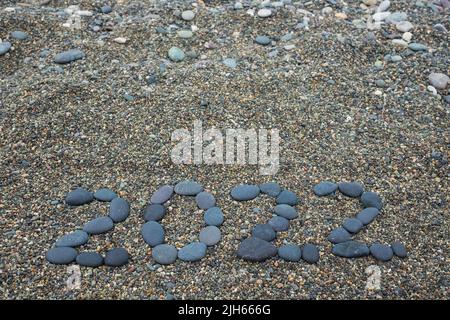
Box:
[391,55,402,62]
[109,197,130,222]
[236,237,277,262]
[66,187,94,206]
[223,58,237,68]
[396,21,413,32]
[268,216,289,232]
[178,242,207,262]
[230,184,260,201]
[377,0,390,12]
[251,224,276,242]
[94,188,117,202]
[255,35,271,45]
[195,192,216,209]
[174,180,203,196]
[141,221,165,247]
[276,190,298,206]
[199,226,221,246]
[46,247,78,265]
[392,39,408,47]
[177,30,193,39]
[76,252,103,267]
[385,12,407,24]
[361,191,383,209]
[83,216,114,235]
[101,5,112,14]
[257,8,272,17]
[370,243,393,261]
[54,49,85,64]
[203,207,224,226]
[332,241,370,258]
[104,248,129,267]
[152,244,178,265]
[144,204,166,221]
[302,244,320,263]
[342,218,363,234]
[408,43,427,51]
[428,73,449,90]
[356,207,380,225]
[327,227,352,244]
[391,241,407,258]
[55,230,89,247]
[338,182,364,198]
[11,31,28,40]
[181,10,195,21]
[168,47,185,62]
[151,185,174,204]
[313,181,337,196]
[259,182,281,197]
[278,244,301,262]
[0,41,12,55]
[402,32,413,42]
[373,11,390,21]
[273,204,298,220]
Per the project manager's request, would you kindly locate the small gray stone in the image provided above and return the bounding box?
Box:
[252,224,276,241]
[76,252,103,267]
[223,58,237,68]
[408,43,427,51]
[55,230,89,247]
[83,216,114,235]
[391,241,407,258]
[313,182,337,196]
[181,10,195,21]
[274,204,298,220]
[46,247,78,265]
[428,72,449,90]
[144,204,166,221]
[66,188,94,206]
[101,5,112,14]
[338,182,364,198]
[356,207,380,225]
[141,221,165,247]
[370,243,393,261]
[168,47,185,62]
[104,248,129,267]
[203,207,224,226]
[151,185,174,204]
[94,188,117,202]
[174,181,203,196]
[302,244,320,263]
[195,192,216,209]
[255,35,271,45]
[276,190,298,206]
[0,42,12,55]
[178,242,207,261]
[230,184,260,201]
[259,182,281,197]
[54,49,85,64]
[386,11,407,24]
[361,192,383,209]
[332,241,370,258]
[237,237,277,262]
[268,216,289,231]
[109,197,130,222]
[152,244,178,264]
[278,244,301,262]
[327,227,352,244]
[11,31,28,40]
[342,218,363,234]
[199,226,221,246]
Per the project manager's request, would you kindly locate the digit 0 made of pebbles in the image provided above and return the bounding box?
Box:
[313,180,407,262]
[232,183,320,264]
[142,180,223,265]
[46,187,130,267]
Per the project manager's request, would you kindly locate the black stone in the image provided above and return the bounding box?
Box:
[361,192,383,209]
[76,252,103,267]
[66,188,94,206]
[338,182,364,198]
[332,241,370,258]
[252,224,276,242]
[237,237,277,262]
[109,197,130,223]
[104,248,129,267]
[144,204,166,221]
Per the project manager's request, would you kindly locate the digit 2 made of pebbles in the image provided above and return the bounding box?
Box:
[141,180,224,264]
[46,187,131,268]
[313,181,408,261]
[233,182,320,264]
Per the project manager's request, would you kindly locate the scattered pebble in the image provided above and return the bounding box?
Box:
[54,49,85,64]
[199,226,221,246]
[168,47,186,62]
[174,180,203,195]
[342,218,363,234]
[278,244,301,262]
[259,182,281,197]
[11,31,28,40]
[0,41,12,55]
[181,10,195,21]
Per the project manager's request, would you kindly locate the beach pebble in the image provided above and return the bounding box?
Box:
[46,247,78,265]
[66,188,94,206]
[259,182,281,197]
[76,252,103,267]
[278,244,301,262]
[101,5,112,14]
[408,43,427,51]
[203,207,224,226]
[268,216,289,232]
[338,182,364,198]
[402,32,412,42]
[386,12,407,24]
[302,244,320,263]
[276,190,298,206]
[252,224,276,242]
[237,237,277,262]
[332,241,370,258]
[152,244,178,265]
[230,184,260,201]
[141,221,165,247]
[151,185,174,204]
[177,30,193,39]
[313,181,337,196]
[55,230,89,247]
[342,218,363,234]
[257,8,272,18]
[144,204,166,222]
[54,49,85,64]
[94,188,117,202]
[168,47,185,62]
[391,241,407,258]
[327,227,352,244]
[109,197,130,222]
[181,10,195,21]
[195,192,216,209]
[83,216,114,235]
[199,226,221,246]
[178,242,207,261]
[361,192,383,209]
[370,243,393,261]
[104,248,129,267]
[377,0,390,12]
[255,35,271,45]
[11,31,28,40]
[274,204,298,220]
[223,58,237,68]
[396,21,413,32]
[428,73,449,90]
[174,180,203,196]
[356,207,380,225]
[0,41,12,55]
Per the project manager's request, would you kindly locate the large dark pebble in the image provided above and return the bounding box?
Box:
[370,243,393,261]
[338,182,364,198]
[141,221,165,247]
[391,241,407,258]
[94,188,117,202]
[313,182,337,196]
[252,224,276,241]
[104,248,129,267]
[361,192,383,209]
[46,247,78,265]
[332,241,370,258]
[55,230,89,247]
[151,185,174,204]
[76,252,103,267]
[259,182,281,197]
[230,184,260,201]
[327,227,352,244]
[66,188,94,206]
[236,237,277,262]
[109,197,130,222]
[83,216,114,235]
[144,204,166,221]
[302,244,320,263]
[356,207,380,225]
[342,218,363,234]
[276,190,298,206]
[174,181,203,196]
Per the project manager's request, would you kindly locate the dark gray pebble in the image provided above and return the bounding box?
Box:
[46,247,78,265]
[236,237,277,262]
[268,216,289,231]
[144,204,166,222]
[313,181,337,196]
[195,191,216,209]
[76,252,103,267]
[327,227,352,244]
[259,182,281,197]
[66,188,94,206]
[104,248,129,267]
[141,221,165,247]
[338,182,364,198]
[94,188,117,202]
[361,192,383,209]
[276,190,298,206]
[370,243,393,261]
[54,49,85,64]
[203,207,224,226]
[302,244,320,263]
[356,207,380,225]
[55,230,89,247]
[391,241,407,258]
[151,185,174,204]
[174,181,203,196]
[0,42,12,55]
[152,244,178,265]
[332,241,370,258]
[230,184,260,201]
[11,31,28,40]
[255,35,271,45]
[274,204,298,220]
[252,224,276,242]
[83,216,114,235]
[342,218,363,234]
[109,197,130,222]
[178,242,207,262]
[278,244,301,262]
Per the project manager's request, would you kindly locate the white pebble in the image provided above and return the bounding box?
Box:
[396,21,413,32]
[373,11,391,21]
[113,37,127,44]
[181,10,195,21]
[257,8,272,18]
[402,32,412,42]
[377,0,390,12]
[427,86,438,95]
[322,7,333,15]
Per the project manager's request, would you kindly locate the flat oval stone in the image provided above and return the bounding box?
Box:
[257,8,272,18]
[199,226,221,246]
[342,218,363,234]
[268,216,289,232]
[141,221,165,247]
[223,58,237,68]
[252,224,276,242]
[152,244,178,265]
[332,241,370,258]
[168,47,185,62]
[195,192,216,209]
[11,31,28,40]
[109,197,130,223]
[178,242,207,262]
[259,182,281,197]
[230,184,260,201]
[181,10,195,21]
[361,192,383,209]
[255,35,271,45]
[94,188,117,202]
[408,42,427,51]
[356,207,380,225]
[0,42,12,55]
[101,5,112,14]
[66,188,94,206]
[76,252,103,267]
[150,185,174,204]
[54,49,85,64]
[104,248,129,267]
[177,30,193,39]
[83,216,114,235]
[203,207,224,226]
[370,243,393,261]
[327,227,352,244]
[55,230,89,247]
[237,237,277,262]
[144,204,166,221]
[302,244,320,263]
[174,180,203,196]
[278,244,301,262]
[274,204,298,220]
[338,182,364,198]
[428,72,449,90]
[46,247,78,264]
[276,190,298,206]
[391,241,407,258]
[313,181,337,196]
